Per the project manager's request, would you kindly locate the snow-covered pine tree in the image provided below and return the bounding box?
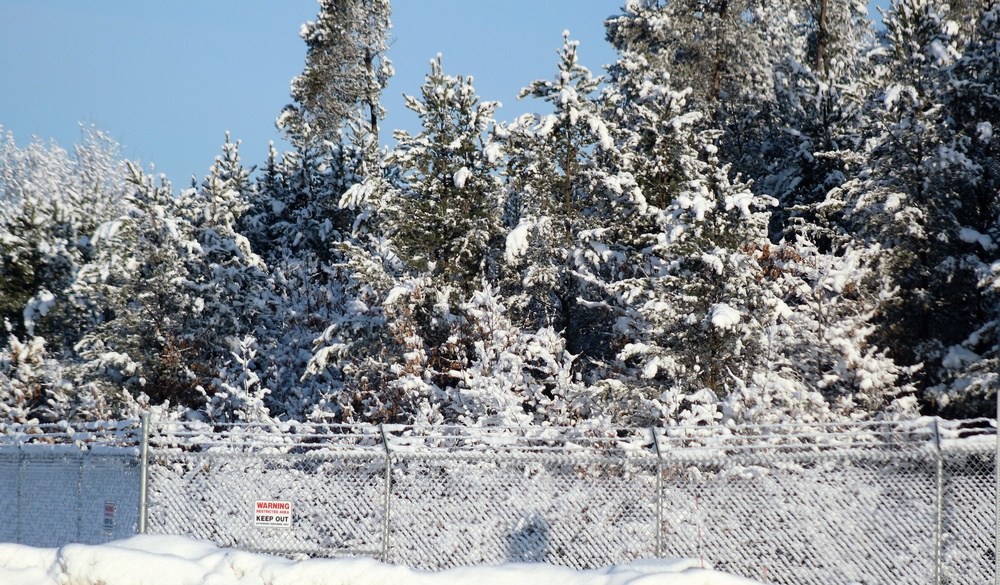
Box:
[168,137,280,420]
[826,0,992,414]
[617,143,776,408]
[593,47,708,423]
[250,0,392,265]
[0,325,71,423]
[0,126,129,347]
[738,237,920,424]
[499,32,620,374]
[0,320,124,423]
[605,0,775,179]
[762,0,875,240]
[278,0,393,146]
[299,235,409,422]
[245,133,367,265]
[181,137,266,345]
[322,56,508,422]
[928,4,1000,415]
[595,40,797,424]
[0,127,140,421]
[284,124,414,422]
[70,164,209,409]
[449,284,591,426]
[388,55,504,294]
[241,0,397,420]
[241,134,368,418]
[202,334,274,424]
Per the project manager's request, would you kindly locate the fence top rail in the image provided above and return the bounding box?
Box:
[144,421,659,456]
[140,417,996,456]
[0,419,141,449]
[1,417,994,456]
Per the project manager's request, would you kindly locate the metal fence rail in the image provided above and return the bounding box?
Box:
[0,417,996,585]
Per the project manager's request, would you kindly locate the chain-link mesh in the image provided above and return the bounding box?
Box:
[147,451,386,557]
[657,449,944,584]
[386,454,658,568]
[141,420,998,584]
[145,422,388,557]
[647,423,998,584]
[942,443,996,584]
[0,450,18,542]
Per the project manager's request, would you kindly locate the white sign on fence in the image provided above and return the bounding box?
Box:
[253,500,292,528]
[103,501,115,538]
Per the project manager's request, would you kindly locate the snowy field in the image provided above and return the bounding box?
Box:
[0,534,761,585]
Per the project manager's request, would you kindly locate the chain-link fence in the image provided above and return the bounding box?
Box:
[1,418,997,584]
[142,419,998,584]
[0,421,141,547]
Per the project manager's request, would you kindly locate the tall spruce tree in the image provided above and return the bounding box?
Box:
[824,0,994,414]
[71,165,205,407]
[0,127,129,346]
[242,0,397,420]
[605,0,775,179]
[762,0,875,239]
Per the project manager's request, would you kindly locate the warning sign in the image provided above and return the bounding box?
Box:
[253,500,292,528]
[103,501,115,538]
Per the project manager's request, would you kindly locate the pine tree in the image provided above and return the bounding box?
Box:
[242,137,375,421]
[617,145,776,400]
[928,4,1000,415]
[202,335,274,423]
[596,39,784,419]
[244,0,400,422]
[762,0,875,240]
[170,137,278,418]
[447,285,572,426]
[71,165,208,408]
[605,0,775,177]
[388,55,504,294]
[745,239,919,423]
[0,326,68,423]
[826,0,990,413]
[0,126,129,346]
[279,0,393,146]
[499,32,619,370]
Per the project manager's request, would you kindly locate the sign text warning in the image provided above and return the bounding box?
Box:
[253,500,292,528]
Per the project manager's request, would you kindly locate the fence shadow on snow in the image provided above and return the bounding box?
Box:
[0,417,996,585]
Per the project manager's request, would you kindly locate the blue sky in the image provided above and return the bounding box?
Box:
[2,1,890,186]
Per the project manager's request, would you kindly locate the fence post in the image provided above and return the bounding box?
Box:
[379,423,392,563]
[138,412,150,534]
[650,427,663,558]
[933,418,943,585]
[76,450,85,541]
[16,444,23,543]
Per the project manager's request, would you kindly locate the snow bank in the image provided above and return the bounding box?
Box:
[0,535,761,585]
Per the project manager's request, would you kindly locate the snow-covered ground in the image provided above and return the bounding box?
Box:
[0,534,761,585]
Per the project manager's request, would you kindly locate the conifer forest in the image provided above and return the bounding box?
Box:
[1,0,998,427]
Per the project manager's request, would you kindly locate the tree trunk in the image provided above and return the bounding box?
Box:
[708,0,730,103]
[816,0,829,75]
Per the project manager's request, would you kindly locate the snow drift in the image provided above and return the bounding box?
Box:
[0,534,761,585]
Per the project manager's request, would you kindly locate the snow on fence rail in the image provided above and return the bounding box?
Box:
[0,417,996,585]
